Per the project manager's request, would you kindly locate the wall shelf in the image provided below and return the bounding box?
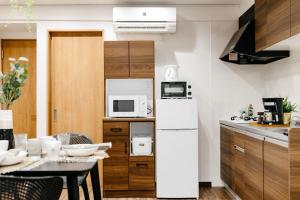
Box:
[103,117,155,122]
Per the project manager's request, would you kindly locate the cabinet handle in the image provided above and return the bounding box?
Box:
[136,163,148,168]
[234,145,245,153]
[53,109,58,122]
[110,128,122,132]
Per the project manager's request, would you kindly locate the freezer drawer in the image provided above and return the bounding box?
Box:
[156,129,199,198]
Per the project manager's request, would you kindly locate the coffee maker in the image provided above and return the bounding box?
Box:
[262,98,284,124]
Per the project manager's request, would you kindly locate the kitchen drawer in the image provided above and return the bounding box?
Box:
[104,122,129,136]
[129,160,155,190]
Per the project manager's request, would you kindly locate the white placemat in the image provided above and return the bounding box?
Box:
[0,157,37,175]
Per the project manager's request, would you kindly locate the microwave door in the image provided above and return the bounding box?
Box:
[110,99,136,117]
[162,82,187,98]
[113,100,135,112]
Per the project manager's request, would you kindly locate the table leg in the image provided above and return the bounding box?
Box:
[67,176,79,200]
[90,162,101,200]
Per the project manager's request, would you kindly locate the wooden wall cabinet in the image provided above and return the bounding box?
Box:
[104,41,130,78]
[264,140,289,200]
[220,126,263,200]
[104,41,154,78]
[291,0,300,36]
[255,0,291,52]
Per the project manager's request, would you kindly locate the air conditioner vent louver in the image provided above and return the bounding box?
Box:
[113,7,176,33]
[117,26,166,29]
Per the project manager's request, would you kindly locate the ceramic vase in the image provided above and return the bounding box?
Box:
[0,110,14,149]
[283,112,292,125]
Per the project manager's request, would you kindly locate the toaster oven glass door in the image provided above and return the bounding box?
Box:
[113,100,135,112]
[161,82,187,98]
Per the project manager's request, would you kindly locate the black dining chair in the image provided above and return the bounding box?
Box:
[54,132,93,200]
[0,176,63,200]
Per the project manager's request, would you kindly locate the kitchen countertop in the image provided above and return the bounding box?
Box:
[220,120,289,143]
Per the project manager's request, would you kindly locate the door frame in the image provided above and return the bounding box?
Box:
[47,30,104,136]
[1,39,37,137]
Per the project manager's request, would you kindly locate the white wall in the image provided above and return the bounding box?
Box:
[240,0,254,15]
[0,4,267,186]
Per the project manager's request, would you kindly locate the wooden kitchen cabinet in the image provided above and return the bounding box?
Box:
[129,41,154,78]
[103,120,156,197]
[129,156,155,190]
[220,127,234,188]
[220,126,263,200]
[255,0,291,51]
[104,41,154,78]
[104,41,130,78]
[255,0,268,51]
[232,132,246,199]
[291,0,300,36]
[264,140,289,200]
[103,122,130,190]
[266,0,290,47]
[243,134,263,200]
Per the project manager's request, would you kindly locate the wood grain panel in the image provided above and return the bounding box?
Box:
[291,0,300,36]
[1,40,36,138]
[289,128,300,199]
[103,135,129,190]
[220,127,234,188]
[103,122,129,136]
[243,134,263,200]
[232,132,245,199]
[264,141,288,200]
[266,0,291,47]
[49,31,104,143]
[255,0,269,51]
[129,41,154,78]
[129,160,155,190]
[104,41,129,78]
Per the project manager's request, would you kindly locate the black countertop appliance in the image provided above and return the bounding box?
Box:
[262,97,284,124]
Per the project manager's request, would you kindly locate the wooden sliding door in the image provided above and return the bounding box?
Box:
[49,31,104,143]
[1,40,36,138]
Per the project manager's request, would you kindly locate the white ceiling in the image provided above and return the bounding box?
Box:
[0,0,241,5]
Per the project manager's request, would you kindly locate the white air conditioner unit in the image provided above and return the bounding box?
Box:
[113,7,176,33]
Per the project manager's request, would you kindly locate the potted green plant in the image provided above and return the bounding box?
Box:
[283,97,297,125]
[0,57,29,149]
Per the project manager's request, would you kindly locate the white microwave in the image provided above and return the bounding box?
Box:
[108,95,148,118]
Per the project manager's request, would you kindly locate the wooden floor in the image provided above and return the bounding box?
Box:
[59,187,233,200]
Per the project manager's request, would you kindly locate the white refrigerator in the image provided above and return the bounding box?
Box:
[156,99,199,198]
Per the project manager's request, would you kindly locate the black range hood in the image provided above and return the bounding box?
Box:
[220,5,290,65]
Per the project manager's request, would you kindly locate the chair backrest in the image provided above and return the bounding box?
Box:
[54,133,93,145]
[0,176,63,200]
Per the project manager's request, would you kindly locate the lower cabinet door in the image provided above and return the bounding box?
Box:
[264,140,289,200]
[243,135,264,200]
[103,136,129,190]
[129,158,155,190]
[233,133,246,199]
[220,127,234,188]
